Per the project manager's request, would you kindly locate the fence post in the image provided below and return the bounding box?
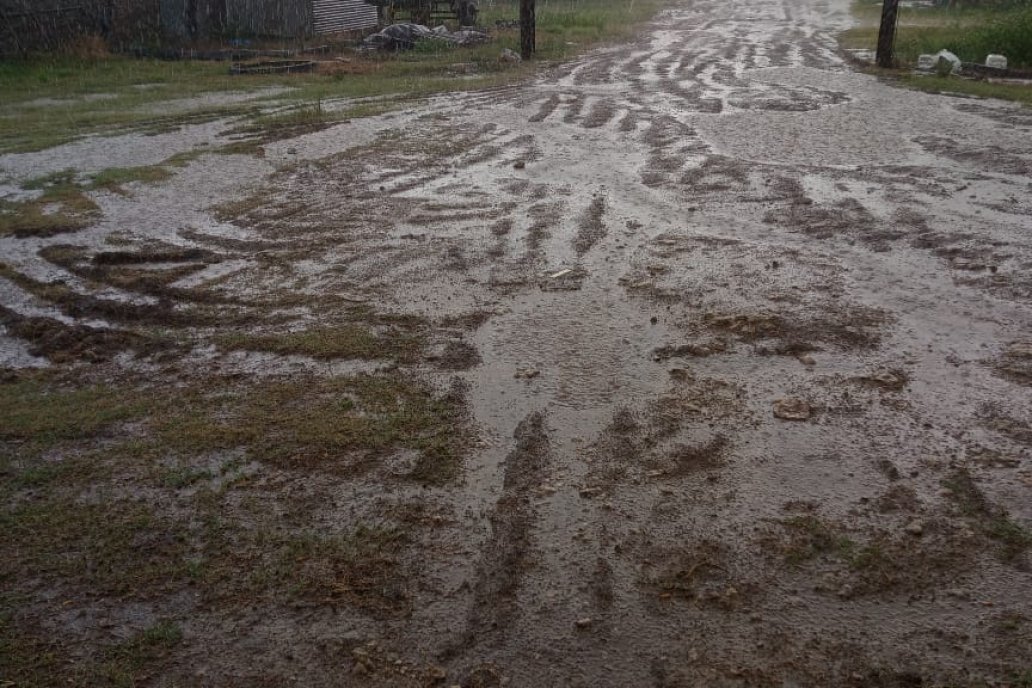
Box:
[876,0,899,68]
[520,0,535,60]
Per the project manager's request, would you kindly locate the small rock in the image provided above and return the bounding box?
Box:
[905,520,924,536]
[986,53,1007,70]
[513,160,526,170]
[579,487,602,498]
[575,617,593,629]
[798,354,816,366]
[514,367,540,379]
[773,398,811,420]
[500,48,522,63]
[428,665,448,682]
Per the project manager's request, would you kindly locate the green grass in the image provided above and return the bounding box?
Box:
[1,370,470,483]
[0,162,189,237]
[843,0,1032,66]
[0,170,100,237]
[897,73,1032,105]
[0,0,669,154]
[895,6,1032,67]
[87,164,174,193]
[0,614,183,688]
[0,377,149,444]
[842,0,1032,104]
[150,374,469,482]
[0,499,190,595]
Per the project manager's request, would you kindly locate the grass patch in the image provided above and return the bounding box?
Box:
[0,160,190,238]
[0,376,149,444]
[157,465,214,489]
[0,615,183,688]
[894,5,1032,68]
[844,1,1032,65]
[896,74,1032,105]
[87,165,174,193]
[0,613,64,688]
[0,170,100,237]
[151,373,469,483]
[944,467,1031,563]
[0,498,190,595]
[0,0,669,154]
[779,515,855,565]
[225,524,410,615]
[215,324,424,362]
[96,620,183,686]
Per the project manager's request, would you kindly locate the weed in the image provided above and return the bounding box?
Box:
[779,515,855,565]
[943,468,1031,563]
[986,516,1032,562]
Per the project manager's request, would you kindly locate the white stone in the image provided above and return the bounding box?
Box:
[986,54,1008,70]
[934,50,962,74]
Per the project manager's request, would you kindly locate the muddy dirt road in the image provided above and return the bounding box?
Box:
[3,0,1032,685]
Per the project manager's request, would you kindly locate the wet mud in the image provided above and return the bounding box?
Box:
[2,0,1032,684]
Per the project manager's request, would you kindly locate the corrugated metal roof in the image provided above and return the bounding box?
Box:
[311,0,376,33]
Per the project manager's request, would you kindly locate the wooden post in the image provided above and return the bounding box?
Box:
[520,0,535,60]
[875,0,899,68]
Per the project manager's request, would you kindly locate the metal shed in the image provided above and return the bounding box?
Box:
[311,0,377,34]
[158,0,377,40]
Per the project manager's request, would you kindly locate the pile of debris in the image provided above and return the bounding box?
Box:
[361,23,490,51]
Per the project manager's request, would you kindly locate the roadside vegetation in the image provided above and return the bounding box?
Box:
[840,0,1032,104]
[0,0,665,155]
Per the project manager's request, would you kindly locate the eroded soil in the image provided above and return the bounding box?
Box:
[2,0,1032,685]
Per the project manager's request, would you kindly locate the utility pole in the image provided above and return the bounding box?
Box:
[520,0,535,60]
[875,0,899,68]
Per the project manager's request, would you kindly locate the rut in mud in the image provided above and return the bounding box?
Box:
[2,0,1032,684]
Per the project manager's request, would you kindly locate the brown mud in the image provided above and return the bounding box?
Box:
[2,0,1032,684]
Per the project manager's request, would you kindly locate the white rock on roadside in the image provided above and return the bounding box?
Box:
[985,54,1007,70]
